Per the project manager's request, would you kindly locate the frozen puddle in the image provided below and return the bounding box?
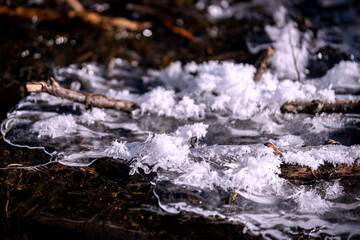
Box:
[2,6,360,239]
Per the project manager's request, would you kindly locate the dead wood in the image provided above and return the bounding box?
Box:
[281,99,360,114]
[280,161,360,182]
[162,20,197,43]
[26,78,138,113]
[0,5,151,31]
[253,47,274,82]
[264,142,360,182]
[264,142,282,156]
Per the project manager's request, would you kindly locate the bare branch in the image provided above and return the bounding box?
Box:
[66,0,85,14]
[281,99,360,114]
[0,5,151,31]
[162,20,197,43]
[26,78,138,113]
[288,27,301,82]
[253,47,274,82]
[264,142,282,156]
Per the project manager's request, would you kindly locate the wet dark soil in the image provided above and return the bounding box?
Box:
[0,140,259,240]
[0,0,359,239]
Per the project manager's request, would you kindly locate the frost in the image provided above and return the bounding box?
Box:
[131,87,205,119]
[275,135,304,147]
[283,145,360,170]
[174,123,208,140]
[309,61,360,93]
[80,108,107,125]
[124,123,209,175]
[149,60,335,120]
[104,140,131,160]
[294,188,332,213]
[137,87,177,117]
[32,115,77,138]
[265,7,311,80]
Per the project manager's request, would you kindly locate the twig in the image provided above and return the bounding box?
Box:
[280,99,360,114]
[163,20,197,43]
[265,142,360,182]
[264,142,282,156]
[324,139,341,145]
[0,5,151,31]
[253,47,274,82]
[65,0,151,30]
[288,27,301,82]
[66,0,85,14]
[5,177,10,218]
[127,3,201,42]
[26,78,138,113]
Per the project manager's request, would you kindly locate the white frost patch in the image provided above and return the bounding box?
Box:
[294,188,332,213]
[309,61,360,92]
[223,146,284,196]
[105,123,209,175]
[104,140,131,159]
[283,145,360,170]
[132,87,206,119]
[80,108,107,124]
[265,6,311,81]
[275,135,304,147]
[303,115,344,133]
[32,115,77,138]
[146,60,335,120]
[174,122,208,139]
[324,181,343,200]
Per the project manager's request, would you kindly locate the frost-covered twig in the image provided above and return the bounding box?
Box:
[264,142,360,182]
[280,99,360,114]
[253,47,274,82]
[280,161,360,182]
[26,78,138,113]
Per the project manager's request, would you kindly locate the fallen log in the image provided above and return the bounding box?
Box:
[264,142,360,182]
[26,78,138,113]
[280,161,360,182]
[281,99,360,114]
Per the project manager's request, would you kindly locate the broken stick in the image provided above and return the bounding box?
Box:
[0,5,151,31]
[253,47,274,82]
[26,78,138,113]
[281,99,360,114]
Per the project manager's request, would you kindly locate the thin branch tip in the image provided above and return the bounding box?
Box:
[26,79,138,113]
